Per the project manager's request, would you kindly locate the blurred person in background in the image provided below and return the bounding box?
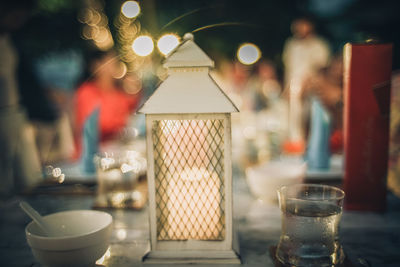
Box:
[253,60,283,111]
[74,49,141,159]
[302,54,344,154]
[254,60,289,160]
[212,60,256,167]
[32,50,84,164]
[0,0,42,197]
[282,17,331,154]
[218,61,252,112]
[283,17,331,89]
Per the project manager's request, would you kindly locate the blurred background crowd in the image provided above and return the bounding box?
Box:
[1,0,400,197]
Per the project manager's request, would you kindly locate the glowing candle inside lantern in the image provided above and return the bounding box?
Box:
[153,119,225,241]
[167,168,222,240]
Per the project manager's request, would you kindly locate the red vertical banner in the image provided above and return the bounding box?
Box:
[343,43,393,212]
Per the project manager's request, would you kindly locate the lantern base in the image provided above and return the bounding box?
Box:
[142,249,241,264]
[143,230,241,264]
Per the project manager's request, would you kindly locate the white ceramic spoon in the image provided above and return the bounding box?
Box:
[20,201,58,237]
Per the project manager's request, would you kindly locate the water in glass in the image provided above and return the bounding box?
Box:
[276,184,345,266]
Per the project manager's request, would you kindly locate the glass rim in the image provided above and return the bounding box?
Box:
[278,183,345,201]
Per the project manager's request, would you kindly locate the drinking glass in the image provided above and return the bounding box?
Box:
[276,184,345,266]
[95,150,146,208]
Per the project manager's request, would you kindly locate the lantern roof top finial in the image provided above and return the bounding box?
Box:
[183,32,194,41]
[163,33,214,68]
[138,33,239,114]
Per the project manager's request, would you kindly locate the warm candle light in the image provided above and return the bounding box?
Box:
[154,119,225,240]
[167,168,222,240]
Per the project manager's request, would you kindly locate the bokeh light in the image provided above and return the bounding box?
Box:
[95,27,109,43]
[82,25,93,39]
[157,34,180,56]
[52,167,62,177]
[121,1,140,19]
[116,229,127,241]
[237,43,261,65]
[94,28,114,51]
[58,174,65,184]
[96,247,111,265]
[113,62,128,79]
[45,165,65,183]
[132,35,154,56]
[78,3,114,51]
[77,8,92,24]
[122,72,142,94]
[88,10,101,26]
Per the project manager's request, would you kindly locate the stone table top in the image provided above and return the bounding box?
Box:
[1,177,400,267]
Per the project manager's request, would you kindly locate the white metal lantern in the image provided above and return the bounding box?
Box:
[139,33,240,264]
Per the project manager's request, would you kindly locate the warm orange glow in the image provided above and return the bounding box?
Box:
[122,73,142,94]
[94,28,114,51]
[94,27,109,43]
[77,8,92,24]
[157,120,224,240]
[113,62,128,79]
[82,25,94,39]
[58,174,65,183]
[78,3,114,50]
[167,168,221,239]
[88,10,101,26]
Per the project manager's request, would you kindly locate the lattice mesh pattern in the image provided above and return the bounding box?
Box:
[152,119,225,241]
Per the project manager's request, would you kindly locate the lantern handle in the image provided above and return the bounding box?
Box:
[191,22,257,33]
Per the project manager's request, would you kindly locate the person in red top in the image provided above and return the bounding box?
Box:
[74,49,140,158]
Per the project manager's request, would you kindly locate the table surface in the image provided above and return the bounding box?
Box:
[1,175,400,267]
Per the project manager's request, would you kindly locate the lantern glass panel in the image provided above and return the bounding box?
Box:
[152,119,225,241]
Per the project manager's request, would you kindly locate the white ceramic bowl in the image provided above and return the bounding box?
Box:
[25,210,113,267]
[246,160,306,202]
